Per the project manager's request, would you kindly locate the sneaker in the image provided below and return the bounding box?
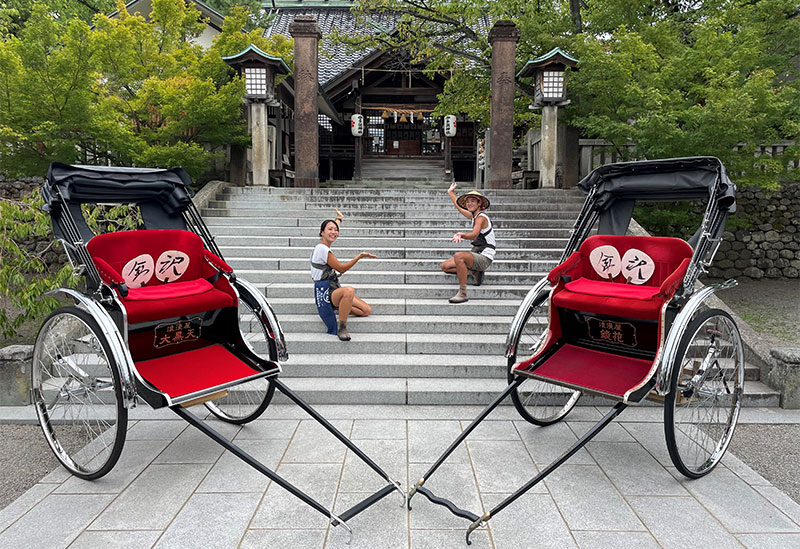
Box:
[448,286,469,304]
[337,323,351,341]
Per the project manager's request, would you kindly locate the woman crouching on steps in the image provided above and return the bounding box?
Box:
[310,210,375,341]
[440,183,496,303]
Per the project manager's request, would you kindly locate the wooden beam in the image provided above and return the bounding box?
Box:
[363,87,441,96]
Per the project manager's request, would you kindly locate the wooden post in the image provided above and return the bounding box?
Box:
[488,21,520,189]
[289,16,321,188]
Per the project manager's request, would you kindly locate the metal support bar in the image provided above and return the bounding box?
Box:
[172,405,338,523]
[338,483,396,523]
[272,379,405,503]
[408,378,524,507]
[464,402,628,544]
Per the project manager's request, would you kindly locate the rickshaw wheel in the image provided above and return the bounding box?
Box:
[507,300,581,426]
[665,308,744,479]
[204,296,275,424]
[32,306,127,480]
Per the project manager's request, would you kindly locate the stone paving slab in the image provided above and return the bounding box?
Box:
[2,405,800,547]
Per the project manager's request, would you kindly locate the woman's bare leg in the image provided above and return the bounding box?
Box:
[332,286,355,324]
[453,252,474,286]
[440,258,456,273]
[349,295,371,317]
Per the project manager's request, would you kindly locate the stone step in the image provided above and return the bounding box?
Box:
[275,313,515,334]
[217,245,562,260]
[239,269,547,285]
[214,235,570,249]
[207,210,575,226]
[202,202,583,214]
[220,187,585,197]
[227,257,556,272]
[264,297,527,316]
[213,197,586,207]
[263,332,508,356]
[261,282,536,299]
[274,378,780,406]
[202,224,573,239]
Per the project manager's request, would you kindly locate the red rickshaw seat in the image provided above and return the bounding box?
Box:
[548,235,693,320]
[86,230,236,324]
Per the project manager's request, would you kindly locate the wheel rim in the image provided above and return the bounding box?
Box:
[670,313,744,475]
[205,297,272,421]
[33,311,122,476]
[512,299,581,423]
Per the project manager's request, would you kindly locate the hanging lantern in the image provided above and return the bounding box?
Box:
[399,113,407,123]
[381,111,388,119]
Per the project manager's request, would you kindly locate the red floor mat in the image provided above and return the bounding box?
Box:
[136,344,262,398]
[530,344,654,397]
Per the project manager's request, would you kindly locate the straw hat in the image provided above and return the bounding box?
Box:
[456,190,490,210]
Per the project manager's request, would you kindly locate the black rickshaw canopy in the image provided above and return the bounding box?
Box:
[43,162,196,242]
[577,156,736,237]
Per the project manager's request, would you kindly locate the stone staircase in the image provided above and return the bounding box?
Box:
[360,156,446,182]
[202,186,780,407]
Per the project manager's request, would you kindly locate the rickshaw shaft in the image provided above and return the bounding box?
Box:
[272,379,398,485]
[172,406,334,521]
[488,402,627,519]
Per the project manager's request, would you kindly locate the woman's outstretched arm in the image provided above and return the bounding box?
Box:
[326,251,376,274]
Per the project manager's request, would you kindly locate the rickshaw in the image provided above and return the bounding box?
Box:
[33,163,404,539]
[406,157,744,544]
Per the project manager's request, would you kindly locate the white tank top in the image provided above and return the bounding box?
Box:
[472,213,496,260]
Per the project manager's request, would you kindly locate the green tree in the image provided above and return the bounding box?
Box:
[0,0,115,37]
[0,4,96,176]
[347,0,799,187]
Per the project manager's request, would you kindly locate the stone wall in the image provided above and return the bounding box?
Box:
[708,182,800,280]
[0,175,68,271]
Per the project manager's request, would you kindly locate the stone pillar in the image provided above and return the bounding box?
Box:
[540,105,557,188]
[560,124,581,188]
[767,348,800,409]
[0,345,32,405]
[488,20,520,189]
[250,102,269,185]
[289,15,321,188]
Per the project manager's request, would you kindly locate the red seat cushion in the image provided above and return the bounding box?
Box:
[564,278,661,300]
[124,286,235,324]
[125,279,214,301]
[552,290,666,320]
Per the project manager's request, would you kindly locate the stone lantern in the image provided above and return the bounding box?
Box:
[223,45,289,185]
[518,48,578,188]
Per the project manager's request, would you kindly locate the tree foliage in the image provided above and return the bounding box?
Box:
[0,0,292,180]
[348,0,800,188]
[0,0,292,340]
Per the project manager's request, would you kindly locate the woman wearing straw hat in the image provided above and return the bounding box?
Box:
[440,183,496,303]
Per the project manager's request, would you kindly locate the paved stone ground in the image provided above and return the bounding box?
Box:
[1,404,800,549]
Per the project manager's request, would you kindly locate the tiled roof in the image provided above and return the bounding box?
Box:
[266,7,397,87]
